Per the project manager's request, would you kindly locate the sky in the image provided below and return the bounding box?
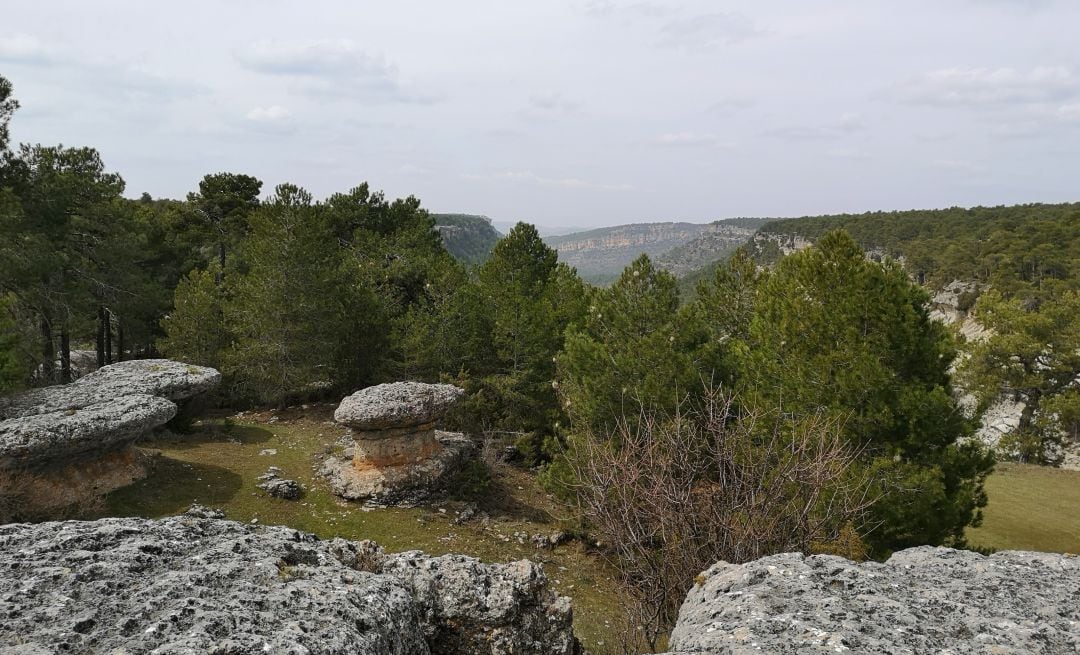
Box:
[2,0,1079,230]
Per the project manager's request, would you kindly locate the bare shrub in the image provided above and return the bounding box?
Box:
[564,387,875,652]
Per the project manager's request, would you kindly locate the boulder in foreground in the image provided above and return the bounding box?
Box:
[663,546,1080,654]
[0,513,579,655]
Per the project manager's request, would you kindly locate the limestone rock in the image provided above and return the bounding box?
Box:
[0,394,177,468]
[334,381,464,430]
[0,516,579,655]
[320,431,474,506]
[663,546,1080,654]
[325,382,474,506]
[0,359,221,420]
[256,466,301,500]
[0,360,221,520]
[380,549,579,655]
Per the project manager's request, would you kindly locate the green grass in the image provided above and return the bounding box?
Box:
[98,405,627,653]
[966,462,1080,554]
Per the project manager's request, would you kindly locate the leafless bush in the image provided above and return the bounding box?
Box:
[564,387,875,652]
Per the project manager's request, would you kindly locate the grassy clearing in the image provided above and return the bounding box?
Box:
[966,462,1080,554]
[98,405,627,653]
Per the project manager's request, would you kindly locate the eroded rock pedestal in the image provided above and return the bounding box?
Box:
[0,359,220,520]
[321,381,474,506]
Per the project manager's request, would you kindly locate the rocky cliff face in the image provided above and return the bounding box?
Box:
[545,222,715,283]
[662,546,1080,654]
[0,512,579,655]
[654,224,758,277]
[432,214,501,264]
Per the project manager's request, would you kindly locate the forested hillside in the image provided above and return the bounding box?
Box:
[750,204,1080,297]
[431,214,501,264]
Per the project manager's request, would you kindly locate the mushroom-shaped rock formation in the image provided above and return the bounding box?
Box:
[0,394,177,468]
[321,381,474,505]
[0,359,220,419]
[0,359,220,521]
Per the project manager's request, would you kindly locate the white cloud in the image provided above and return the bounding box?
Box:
[236,39,436,104]
[0,33,56,64]
[652,131,725,147]
[707,97,754,115]
[764,114,867,140]
[527,93,581,115]
[826,147,871,160]
[463,170,632,191]
[657,12,762,52]
[898,66,1078,106]
[1058,103,1080,121]
[245,105,292,122]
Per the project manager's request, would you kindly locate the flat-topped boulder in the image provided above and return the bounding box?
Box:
[322,381,473,505]
[334,381,465,430]
[0,394,176,468]
[0,514,579,655]
[662,546,1080,654]
[0,359,220,419]
[0,359,221,521]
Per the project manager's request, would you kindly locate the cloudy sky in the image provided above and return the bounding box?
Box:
[2,0,1078,229]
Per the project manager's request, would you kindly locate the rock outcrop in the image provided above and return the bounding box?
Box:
[0,359,219,419]
[256,466,301,500]
[0,394,177,468]
[321,382,474,506]
[0,359,220,520]
[661,546,1080,654]
[0,514,579,655]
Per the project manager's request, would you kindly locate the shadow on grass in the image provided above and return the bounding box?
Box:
[103,455,244,518]
[149,424,274,451]
[458,472,554,524]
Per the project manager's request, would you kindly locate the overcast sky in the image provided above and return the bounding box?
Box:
[2,0,1078,229]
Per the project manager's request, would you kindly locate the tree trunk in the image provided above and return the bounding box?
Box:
[39,316,55,383]
[117,321,124,362]
[60,326,71,383]
[104,308,113,365]
[216,241,226,284]
[96,305,106,368]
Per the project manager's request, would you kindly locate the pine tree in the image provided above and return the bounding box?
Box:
[739,231,993,553]
[960,285,1080,463]
[557,254,701,436]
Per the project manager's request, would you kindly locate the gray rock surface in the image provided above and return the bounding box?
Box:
[664,546,1080,655]
[0,394,177,468]
[320,432,475,506]
[334,381,464,430]
[0,514,578,655]
[329,540,579,655]
[256,466,301,500]
[0,359,221,420]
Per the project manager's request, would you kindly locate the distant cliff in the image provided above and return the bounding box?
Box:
[655,218,774,277]
[432,214,501,265]
[544,222,719,283]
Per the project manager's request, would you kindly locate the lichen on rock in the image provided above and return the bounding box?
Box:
[0,515,580,655]
[661,546,1080,654]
